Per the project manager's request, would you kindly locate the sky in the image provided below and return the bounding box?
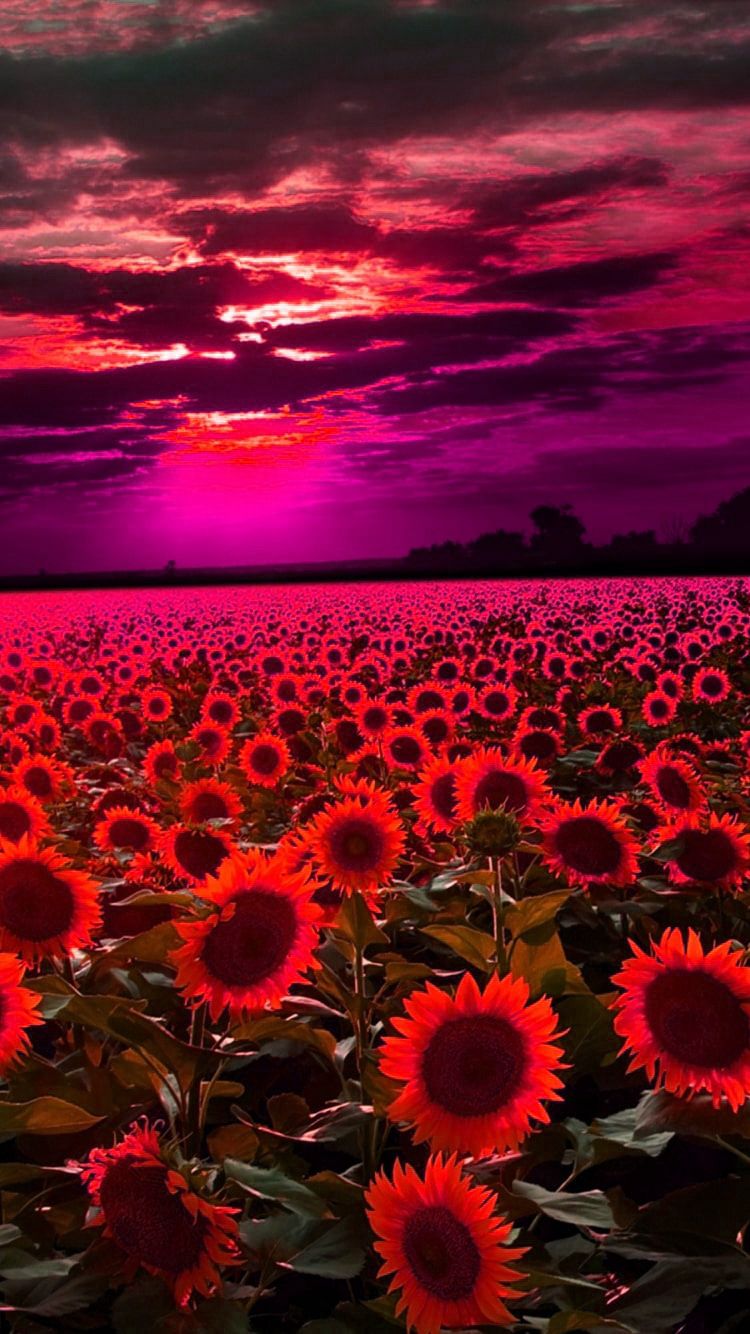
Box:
[1,0,749,574]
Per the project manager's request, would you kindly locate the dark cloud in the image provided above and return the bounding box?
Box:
[458,252,679,308]
[464,157,670,230]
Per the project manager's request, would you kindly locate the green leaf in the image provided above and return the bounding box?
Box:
[635,1090,750,1140]
[512,1180,627,1230]
[224,1159,328,1217]
[285,1217,366,1279]
[506,889,572,938]
[333,893,388,952]
[420,924,495,970]
[0,1097,104,1135]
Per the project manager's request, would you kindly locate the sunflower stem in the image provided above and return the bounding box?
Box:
[491,856,509,976]
[714,1135,750,1168]
[185,1002,208,1155]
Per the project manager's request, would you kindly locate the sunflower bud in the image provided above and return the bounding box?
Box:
[464,808,521,858]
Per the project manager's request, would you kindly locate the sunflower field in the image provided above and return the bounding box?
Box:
[0,577,749,1333]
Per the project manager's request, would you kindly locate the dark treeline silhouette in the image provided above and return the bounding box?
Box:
[405,487,750,577]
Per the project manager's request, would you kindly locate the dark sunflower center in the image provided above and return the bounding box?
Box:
[431,772,458,821]
[208,699,233,723]
[415,690,444,713]
[601,740,640,772]
[249,744,280,776]
[108,818,150,851]
[100,1161,208,1273]
[190,791,228,822]
[555,815,623,877]
[402,1205,481,1301]
[363,707,388,731]
[197,729,222,757]
[701,674,723,697]
[422,716,450,745]
[649,698,670,719]
[585,710,616,733]
[421,1014,526,1116]
[23,766,53,798]
[676,829,738,882]
[655,766,691,809]
[528,707,559,729]
[521,731,557,762]
[645,968,749,1068]
[484,691,510,716]
[390,736,422,766]
[328,816,384,872]
[0,860,75,940]
[0,800,31,842]
[154,752,178,778]
[202,889,298,987]
[148,697,167,715]
[173,829,227,880]
[473,770,528,814]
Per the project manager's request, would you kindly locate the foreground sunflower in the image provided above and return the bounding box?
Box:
[0,836,101,961]
[639,749,705,814]
[540,798,640,888]
[380,972,565,1154]
[170,850,321,1020]
[365,1153,525,1334]
[0,952,43,1075]
[612,928,750,1109]
[656,811,750,889]
[307,790,405,894]
[455,748,548,824]
[412,756,462,835]
[0,786,49,845]
[79,1122,239,1305]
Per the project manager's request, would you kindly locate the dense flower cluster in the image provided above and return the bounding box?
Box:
[0,576,749,1330]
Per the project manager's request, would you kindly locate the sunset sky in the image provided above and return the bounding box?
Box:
[1,0,749,573]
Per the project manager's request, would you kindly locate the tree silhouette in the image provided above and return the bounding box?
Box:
[690,487,750,559]
[529,504,587,565]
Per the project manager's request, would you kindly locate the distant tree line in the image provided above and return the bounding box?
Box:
[404,487,750,576]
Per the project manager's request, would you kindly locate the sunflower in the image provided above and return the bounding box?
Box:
[642,691,677,727]
[0,952,43,1076]
[380,971,565,1155]
[418,709,454,750]
[540,798,640,888]
[596,736,643,776]
[639,748,705,814]
[0,786,49,845]
[692,668,731,703]
[511,726,561,768]
[160,823,235,886]
[307,790,405,894]
[413,757,463,835]
[365,1153,525,1334]
[170,851,321,1020]
[82,712,124,758]
[577,705,622,738]
[455,748,548,824]
[382,726,430,772]
[353,698,393,740]
[0,836,101,961]
[12,755,70,805]
[143,738,182,788]
[79,1122,240,1305]
[656,811,750,889]
[188,722,232,765]
[179,778,242,828]
[612,928,750,1109]
[477,684,518,723]
[202,692,241,729]
[140,687,173,723]
[94,806,160,856]
[239,732,290,789]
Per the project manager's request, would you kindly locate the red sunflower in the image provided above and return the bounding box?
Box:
[413,756,463,835]
[79,1122,240,1305]
[612,928,750,1109]
[692,668,731,703]
[12,755,71,805]
[170,851,321,1020]
[577,704,623,738]
[353,697,393,740]
[94,806,160,856]
[0,952,43,1076]
[160,823,235,886]
[365,1153,525,1334]
[656,811,750,889]
[382,725,431,772]
[307,790,406,894]
[639,748,705,814]
[188,722,232,765]
[143,738,182,788]
[140,687,173,724]
[642,691,677,727]
[511,726,562,769]
[380,971,565,1155]
[540,798,640,888]
[0,836,101,961]
[239,732,291,789]
[0,785,49,845]
[201,691,240,729]
[179,778,242,828]
[455,748,548,825]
